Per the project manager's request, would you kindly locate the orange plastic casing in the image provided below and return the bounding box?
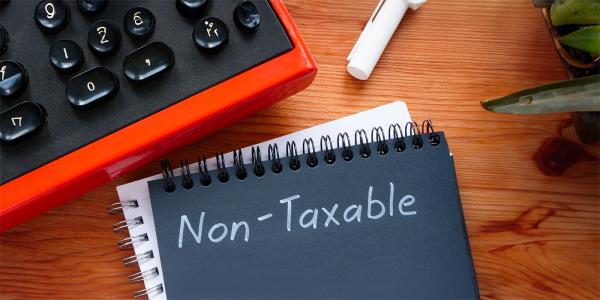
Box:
[0,0,317,232]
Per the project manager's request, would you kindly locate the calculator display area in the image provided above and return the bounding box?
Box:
[0,0,292,184]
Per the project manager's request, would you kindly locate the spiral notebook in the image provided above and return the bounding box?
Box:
[111,102,479,299]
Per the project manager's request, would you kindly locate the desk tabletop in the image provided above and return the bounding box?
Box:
[1,0,598,299]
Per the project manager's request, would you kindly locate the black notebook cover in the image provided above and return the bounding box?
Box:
[148,132,479,299]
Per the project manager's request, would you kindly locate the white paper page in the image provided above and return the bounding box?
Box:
[115,101,411,299]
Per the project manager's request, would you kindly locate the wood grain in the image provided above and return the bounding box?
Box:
[1,0,598,299]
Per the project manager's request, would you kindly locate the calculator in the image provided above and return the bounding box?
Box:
[0,0,317,231]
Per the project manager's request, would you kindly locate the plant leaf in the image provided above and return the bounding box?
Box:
[550,0,600,26]
[559,25,600,55]
[481,75,600,114]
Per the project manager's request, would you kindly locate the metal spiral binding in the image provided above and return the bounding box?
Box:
[198,156,211,186]
[133,284,164,298]
[354,129,371,158]
[180,159,193,189]
[286,141,300,170]
[112,216,144,233]
[371,126,388,155]
[234,149,248,180]
[337,132,353,161]
[107,199,139,214]
[405,121,424,149]
[108,120,439,298]
[123,250,154,266]
[388,123,406,152]
[320,135,335,164]
[161,160,175,192]
[158,121,441,192]
[302,138,318,167]
[216,152,229,183]
[117,233,149,250]
[423,119,441,146]
[252,146,265,176]
[107,182,163,298]
[268,144,282,173]
[129,267,160,282]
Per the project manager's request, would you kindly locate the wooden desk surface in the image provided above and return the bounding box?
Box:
[1,0,598,299]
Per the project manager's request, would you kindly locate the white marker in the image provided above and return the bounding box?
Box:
[347,0,427,80]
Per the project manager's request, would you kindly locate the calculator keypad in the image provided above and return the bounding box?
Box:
[0,0,293,184]
[0,101,47,144]
[34,0,70,33]
[123,42,174,83]
[234,1,261,31]
[193,17,229,52]
[176,0,209,18]
[49,40,84,73]
[0,60,28,98]
[87,20,121,56]
[77,0,107,15]
[66,66,119,109]
[124,7,155,40]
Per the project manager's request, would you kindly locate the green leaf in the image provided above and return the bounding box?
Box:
[481,75,600,114]
[550,0,600,26]
[559,25,600,55]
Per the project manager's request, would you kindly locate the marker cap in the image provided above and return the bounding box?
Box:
[347,0,426,80]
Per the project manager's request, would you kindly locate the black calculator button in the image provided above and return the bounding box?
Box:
[176,0,208,18]
[0,25,8,56]
[0,60,28,98]
[87,20,121,56]
[0,101,47,144]
[49,40,84,73]
[77,0,107,15]
[193,17,229,52]
[66,66,119,109]
[124,7,155,40]
[123,42,174,83]
[234,1,260,31]
[34,0,70,33]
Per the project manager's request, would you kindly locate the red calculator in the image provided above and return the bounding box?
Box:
[0,0,316,231]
